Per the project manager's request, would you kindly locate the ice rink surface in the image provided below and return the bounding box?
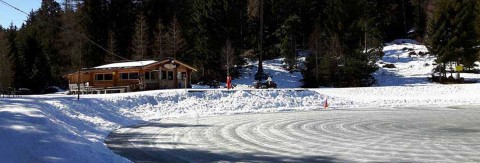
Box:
[106,106,480,162]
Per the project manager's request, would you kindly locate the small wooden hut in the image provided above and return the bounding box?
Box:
[65,59,197,93]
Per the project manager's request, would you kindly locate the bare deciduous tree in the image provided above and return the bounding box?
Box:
[132,12,148,60]
[153,19,165,59]
[221,40,235,75]
[165,16,185,59]
[105,30,117,63]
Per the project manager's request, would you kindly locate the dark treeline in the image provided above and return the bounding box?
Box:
[0,0,479,92]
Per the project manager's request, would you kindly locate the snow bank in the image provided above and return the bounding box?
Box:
[317,84,480,108]
[0,89,326,162]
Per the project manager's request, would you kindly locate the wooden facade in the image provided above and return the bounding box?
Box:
[66,59,197,91]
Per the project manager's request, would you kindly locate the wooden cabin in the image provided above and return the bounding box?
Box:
[65,59,197,93]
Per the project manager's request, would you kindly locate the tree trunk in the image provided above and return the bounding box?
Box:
[255,0,266,80]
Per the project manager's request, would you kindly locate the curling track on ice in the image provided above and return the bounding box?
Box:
[106,106,480,163]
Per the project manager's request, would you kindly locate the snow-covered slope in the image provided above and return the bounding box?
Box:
[375,43,434,86]
[231,58,304,88]
[375,41,480,86]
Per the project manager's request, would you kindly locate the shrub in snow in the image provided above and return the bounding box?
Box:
[418,51,426,56]
[408,51,416,57]
[383,64,396,68]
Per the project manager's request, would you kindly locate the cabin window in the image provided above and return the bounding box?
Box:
[120,72,139,80]
[96,74,104,81]
[151,72,157,80]
[120,73,129,80]
[167,71,173,80]
[177,72,187,80]
[144,71,157,80]
[144,72,151,80]
[129,73,139,79]
[161,71,167,80]
[95,74,113,81]
[177,72,182,80]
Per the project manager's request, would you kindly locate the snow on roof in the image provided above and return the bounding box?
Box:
[93,60,157,69]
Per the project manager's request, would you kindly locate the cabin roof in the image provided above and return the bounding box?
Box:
[93,60,158,69]
[158,59,198,72]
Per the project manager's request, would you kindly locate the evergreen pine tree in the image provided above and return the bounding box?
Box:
[78,0,109,67]
[37,0,64,86]
[427,0,478,78]
[276,14,301,70]
[59,4,82,74]
[5,24,21,88]
[17,21,51,93]
[411,0,429,41]
[0,27,13,89]
[109,0,136,59]
[303,0,379,87]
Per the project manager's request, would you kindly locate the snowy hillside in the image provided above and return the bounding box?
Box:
[375,40,480,86]
[375,42,434,86]
[192,57,304,89]
[233,58,304,88]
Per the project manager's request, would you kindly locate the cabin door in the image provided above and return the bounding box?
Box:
[166,70,175,88]
[159,70,173,89]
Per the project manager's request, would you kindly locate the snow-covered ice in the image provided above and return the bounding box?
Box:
[107,107,480,162]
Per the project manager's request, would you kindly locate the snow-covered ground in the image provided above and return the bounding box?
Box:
[1,40,480,162]
[232,58,304,88]
[0,90,326,162]
[375,41,480,86]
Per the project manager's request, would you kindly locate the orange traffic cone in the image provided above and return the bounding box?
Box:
[324,98,329,109]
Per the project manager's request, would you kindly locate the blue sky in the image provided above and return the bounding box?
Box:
[0,0,41,28]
